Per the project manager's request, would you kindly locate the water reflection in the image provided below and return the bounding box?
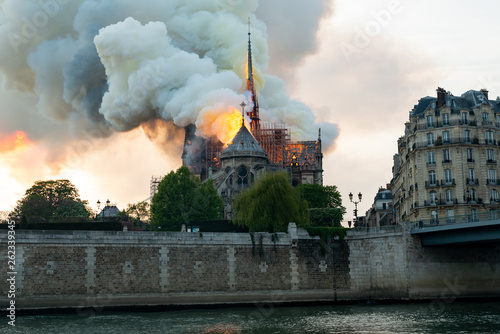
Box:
[4,301,500,334]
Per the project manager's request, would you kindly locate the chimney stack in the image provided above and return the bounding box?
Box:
[480,88,489,100]
[436,87,446,108]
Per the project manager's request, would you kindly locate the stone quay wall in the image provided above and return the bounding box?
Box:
[1,223,499,311]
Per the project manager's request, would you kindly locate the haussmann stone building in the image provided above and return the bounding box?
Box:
[392,87,500,224]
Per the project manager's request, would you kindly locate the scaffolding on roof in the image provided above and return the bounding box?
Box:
[150,175,163,200]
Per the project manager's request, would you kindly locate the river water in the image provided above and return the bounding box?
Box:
[3,301,500,333]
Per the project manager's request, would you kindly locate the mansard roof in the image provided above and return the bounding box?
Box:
[220,123,269,161]
[411,89,500,118]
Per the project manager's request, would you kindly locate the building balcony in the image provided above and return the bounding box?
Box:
[413,137,500,149]
[423,199,458,207]
[467,158,475,163]
[425,181,439,188]
[487,159,497,164]
[440,179,455,186]
[442,159,452,164]
[486,179,500,186]
[465,197,483,204]
[466,178,479,185]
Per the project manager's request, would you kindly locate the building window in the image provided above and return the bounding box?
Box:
[497,115,500,128]
[462,112,468,124]
[469,188,477,202]
[447,209,455,223]
[487,149,496,162]
[442,149,451,163]
[428,171,436,186]
[445,189,453,204]
[491,189,498,203]
[486,131,494,144]
[442,131,450,144]
[427,133,434,146]
[468,168,476,184]
[429,190,437,205]
[467,148,474,162]
[427,151,435,165]
[237,165,249,188]
[426,115,434,128]
[483,112,490,122]
[444,169,452,184]
[490,210,497,220]
[431,210,438,224]
[442,113,450,126]
[464,130,471,143]
[470,209,478,222]
[488,169,497,184]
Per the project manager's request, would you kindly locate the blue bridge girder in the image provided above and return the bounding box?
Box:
[411,220,500,246]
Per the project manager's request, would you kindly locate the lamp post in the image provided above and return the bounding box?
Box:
[349,192,362,227]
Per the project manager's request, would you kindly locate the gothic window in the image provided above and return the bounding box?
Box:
[237,166,248,188]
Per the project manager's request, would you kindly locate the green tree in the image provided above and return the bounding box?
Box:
[13,179,91,222]
[297,184,343,208]
[123,201,151,222]
[233,171,310,232]
[151,167,223,231]
[297,184,346,227]
[118,201,151,230]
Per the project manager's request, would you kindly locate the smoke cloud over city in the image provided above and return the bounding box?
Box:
[0,0,337,165]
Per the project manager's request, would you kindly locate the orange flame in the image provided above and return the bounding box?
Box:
[0,131,31,152]
[213,109,246,144]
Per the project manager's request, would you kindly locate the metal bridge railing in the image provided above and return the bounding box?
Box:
[403,210,500,229]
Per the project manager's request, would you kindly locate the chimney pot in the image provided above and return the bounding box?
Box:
[480,88,489,100]
[436,87,446,108]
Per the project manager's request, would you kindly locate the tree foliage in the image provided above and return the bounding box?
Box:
[12,179,91,222]
[297,184,346,226]
[151,167,224,231]
[309,208,343,227]
[122,201,151,222]
[297,184,343,208]
[233,171,310,232]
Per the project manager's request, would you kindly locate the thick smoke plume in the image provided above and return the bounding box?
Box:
[0,0,337,165]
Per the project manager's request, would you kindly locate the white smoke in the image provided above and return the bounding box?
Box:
[0,0,338,155]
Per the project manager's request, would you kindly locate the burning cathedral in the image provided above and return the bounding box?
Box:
[181,26,323,219]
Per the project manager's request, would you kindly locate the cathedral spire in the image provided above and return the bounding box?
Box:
[246,17,260,133]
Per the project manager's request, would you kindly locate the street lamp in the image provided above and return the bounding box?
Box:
[349,192,362,227]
